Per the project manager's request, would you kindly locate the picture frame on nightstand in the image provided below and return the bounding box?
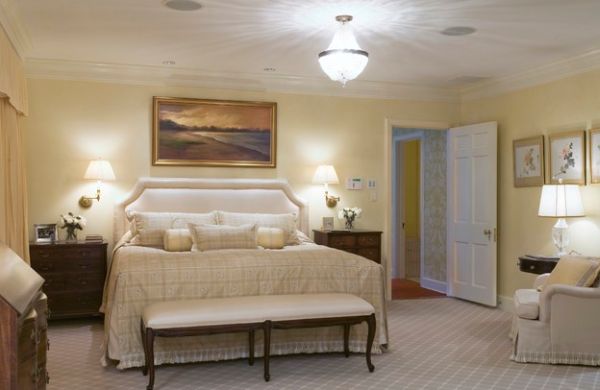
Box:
[322,217,334,232]
[34,223,57,243]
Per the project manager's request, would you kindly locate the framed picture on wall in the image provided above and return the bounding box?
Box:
[590,129,600,184]
[548,130,586,184]
[152,96,277,167]
[513,135,545,187]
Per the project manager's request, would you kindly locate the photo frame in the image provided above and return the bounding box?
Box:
[322,217,334,232]
[548,130,586,184]
[153,96,276,167]
[513,135,544,187]
[34,224,57,243]
[590,128,600,184]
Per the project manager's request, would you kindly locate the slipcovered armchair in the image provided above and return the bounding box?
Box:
[511,273,600,365]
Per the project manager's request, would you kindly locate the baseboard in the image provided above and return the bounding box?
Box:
[420,277,447,294]
[497,295,514,313]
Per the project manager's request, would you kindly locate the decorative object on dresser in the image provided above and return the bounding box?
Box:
[312,165,341,207]
[517,255,559,274]
[589,128,600,184]
[537,181,584,256]
[153,97,277,167]
[33,224,57,243]
[0,243,48,390]
[313,229,382,263]
[29,241,107,319]
[59,212,86,242]
[322,217,334,232]
[548,130,586,184]
[513,135,544,187]
[79,158,116,208]
[338,207,362,230]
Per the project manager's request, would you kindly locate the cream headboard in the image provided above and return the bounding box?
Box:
[114,177,309,243]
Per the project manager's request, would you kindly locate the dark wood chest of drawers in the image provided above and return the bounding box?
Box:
[313,230,382,263]
[29,241,107,319]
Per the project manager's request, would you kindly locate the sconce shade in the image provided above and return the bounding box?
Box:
[84,159,115,181]
[538,184,584,217]
[312,165,340,185]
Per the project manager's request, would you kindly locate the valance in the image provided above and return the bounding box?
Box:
[0,26,28,115]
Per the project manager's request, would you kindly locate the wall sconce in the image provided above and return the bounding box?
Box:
[79,159,116,208]
[313,165,340,208]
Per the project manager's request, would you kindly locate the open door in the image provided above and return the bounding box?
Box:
[447,122,497,306]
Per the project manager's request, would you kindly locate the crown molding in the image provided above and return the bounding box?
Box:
[24,58,461,103]
[0,0,31,59]
[461,48,600,101]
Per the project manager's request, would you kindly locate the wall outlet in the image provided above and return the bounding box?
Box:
[370,191,377,202]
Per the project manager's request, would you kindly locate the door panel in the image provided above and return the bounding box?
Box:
[447,122,498,307]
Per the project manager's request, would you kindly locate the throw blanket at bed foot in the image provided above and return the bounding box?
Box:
[101,244,388,369]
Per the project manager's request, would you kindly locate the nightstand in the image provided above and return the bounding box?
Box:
[29,241,107,319]
[518,255,560,275]
[313,229,382,263]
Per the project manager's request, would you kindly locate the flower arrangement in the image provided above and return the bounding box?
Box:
[338,207,362,230]
[60,212,86,241]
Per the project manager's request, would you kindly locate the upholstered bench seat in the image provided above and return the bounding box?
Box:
[141,293,376,390]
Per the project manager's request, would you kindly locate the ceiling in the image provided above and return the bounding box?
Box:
[10,0,600,96]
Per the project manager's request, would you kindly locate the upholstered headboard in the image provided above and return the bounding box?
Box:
[114,178,309,243]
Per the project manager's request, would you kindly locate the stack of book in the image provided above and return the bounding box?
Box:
[85,234,103,242]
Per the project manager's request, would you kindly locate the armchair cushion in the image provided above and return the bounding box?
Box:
[538,256,600,291]
[514,289,540,320]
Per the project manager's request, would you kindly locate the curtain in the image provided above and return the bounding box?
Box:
[0,26,29,262]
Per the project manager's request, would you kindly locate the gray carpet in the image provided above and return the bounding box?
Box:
[47,298,600,389]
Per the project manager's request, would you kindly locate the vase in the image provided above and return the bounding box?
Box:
[344,219,354,231]
[66,227,78,242]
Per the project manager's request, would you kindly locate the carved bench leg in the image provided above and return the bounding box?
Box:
[263,320,271,382]
[146,328,156,390]
[249,329,255,366]
[140,320,148,376]
[344,324,350,357]
[366,313,376,373]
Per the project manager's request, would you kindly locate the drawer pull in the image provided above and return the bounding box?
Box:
[529,265,535,270]
[79,263,89,269]
[40,265,51,271]
[39,252,50,258]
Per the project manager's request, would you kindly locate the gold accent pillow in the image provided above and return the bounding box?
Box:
[163,229,193,252]
[189,224,258,252]
[538,256,600,291]
[257,227,285,249]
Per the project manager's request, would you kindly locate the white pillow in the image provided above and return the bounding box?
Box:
[257,227,285,249]
[163,229,193,252]
[217,211,299,245]
[130,211,217,246]
[189,224,258,251]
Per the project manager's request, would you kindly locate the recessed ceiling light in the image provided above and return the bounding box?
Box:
[162,60,176,65]
[263,67,276,72]
[440,26,476,36]
[163,0,202,11]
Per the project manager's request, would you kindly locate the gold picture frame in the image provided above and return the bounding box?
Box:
[590,128,600,184]
[513,135,544,187]
[152,96,277,167]
[548,130,586,184]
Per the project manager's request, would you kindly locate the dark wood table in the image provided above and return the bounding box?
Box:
[518,255,559,275]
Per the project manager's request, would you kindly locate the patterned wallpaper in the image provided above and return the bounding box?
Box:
[393,128,447,283]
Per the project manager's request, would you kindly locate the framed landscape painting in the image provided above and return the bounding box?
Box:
[153,97,276,167]
[548,130,585,184]
[513,135,544,187]
[590,128,600,184]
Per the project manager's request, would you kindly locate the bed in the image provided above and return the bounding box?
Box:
[101,177,388,369]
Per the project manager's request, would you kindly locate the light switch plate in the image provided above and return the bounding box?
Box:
[367,179,376,189]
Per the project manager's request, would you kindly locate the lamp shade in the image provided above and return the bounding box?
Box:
[312,165,339,185]
[538,184,584,217]
[84,159,115,181]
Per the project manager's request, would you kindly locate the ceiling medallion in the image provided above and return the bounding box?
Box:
[318,15,369,86]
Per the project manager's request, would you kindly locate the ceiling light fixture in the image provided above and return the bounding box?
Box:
[318,15,369,86]
[163,0,202,12]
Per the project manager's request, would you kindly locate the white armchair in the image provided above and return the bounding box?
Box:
[511,273,600,365]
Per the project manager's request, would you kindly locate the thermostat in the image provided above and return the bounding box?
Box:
[346,177,363,190]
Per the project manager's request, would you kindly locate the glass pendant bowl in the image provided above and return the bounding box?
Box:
[318,15,369,85]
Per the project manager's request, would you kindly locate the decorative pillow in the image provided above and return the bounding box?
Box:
[217,211,298,245]
[257,227,285,249]
[539,256,600,291]
[130,211,217,246]
[189,224,258,251]
[163,229,193,252]
[296,230,314,244]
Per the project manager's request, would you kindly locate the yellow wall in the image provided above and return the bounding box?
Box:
[461,68,600,298]
[23,78,459,250]
[403,140,420,238]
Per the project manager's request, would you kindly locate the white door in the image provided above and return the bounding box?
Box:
[447,122,497,306]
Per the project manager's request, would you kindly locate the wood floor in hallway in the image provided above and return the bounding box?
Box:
[392,278,446,300]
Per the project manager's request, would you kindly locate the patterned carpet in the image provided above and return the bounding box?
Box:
[47,298,600,390]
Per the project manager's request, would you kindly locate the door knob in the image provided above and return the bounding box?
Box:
[483,229,492,240]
